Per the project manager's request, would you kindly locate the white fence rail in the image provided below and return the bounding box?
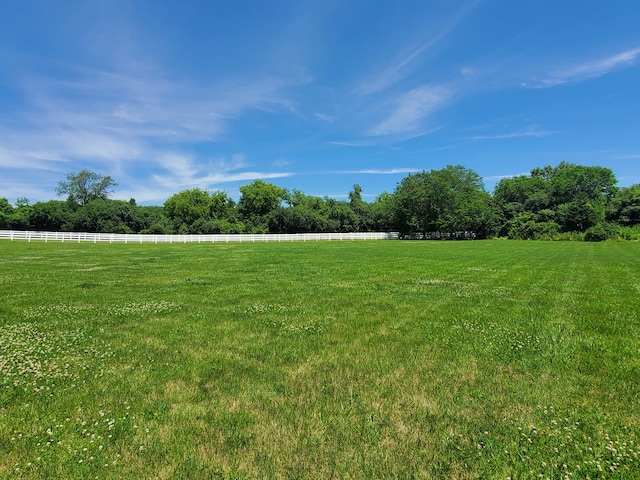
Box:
[0,230,399,244]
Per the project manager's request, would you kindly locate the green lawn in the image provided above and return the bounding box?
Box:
[1,240,639,479]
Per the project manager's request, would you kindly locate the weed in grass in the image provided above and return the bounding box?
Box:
[8,403,151,477]
[414,277,480,298]
[105,300,182,318]
[21,301,182,321]
[243,303,328,335]
[458,321,544,356]
[22,304,94,321]
[170,276,215,286]
[244,303,293,316]
[503,406,640,478]
[0,322,113,396]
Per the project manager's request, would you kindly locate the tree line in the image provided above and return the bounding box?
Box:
[1,163,639,241]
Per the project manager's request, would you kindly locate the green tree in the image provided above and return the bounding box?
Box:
[138,206,173,234]
[348,184,372,231]
[494,162,618,237]
[606,184,640,226]
[15,197,30,208]
[164,188,239,234]
[544,162,614,232]
[3,199,32,230]
[322,198,359,233]
[394,165,492,236]
[0,198,12,215]
[493,175,550,217]
[557,200,602,232]
[547,161,616,207]
[210,191,237,221]
[28,200,74,231]
[56,169,117,206]
[0,198,13,228]
[269,190,330,233]
[238,180,287,232]
[164,188,215,232]
[72,199,142,233]
[370,192,397,231]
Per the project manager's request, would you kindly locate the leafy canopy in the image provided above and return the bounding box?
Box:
[56,169,117,206]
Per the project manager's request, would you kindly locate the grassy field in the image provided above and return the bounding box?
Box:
[1,239,639,479]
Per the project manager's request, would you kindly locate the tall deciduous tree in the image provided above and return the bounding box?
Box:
[238,180,287,232]
[269,190,330,233]
[56,170,117,206]
[393,165,494,236]
[28,200,73,231]
[164,188,239,234]
[0,198,14,228]
[370,192,397,232]
[0,198,13,215]
[606,184,640,226]
[72,199,142,233]
[164,188,214,230]
[348,184,372,231]
[546,161,616,207]
[494,162,617,237]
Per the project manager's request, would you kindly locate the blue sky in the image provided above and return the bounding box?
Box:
[1,1,639,205]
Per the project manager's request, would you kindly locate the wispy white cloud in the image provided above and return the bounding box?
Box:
[201,171,293,184]
[156,152,199,180]
[47,69,299,141]
[311,168,420,176]
[356,0,480,95]
[470,128,553,140]
[152,152,293,193]
[460,66,479,77]
[484,172,529,181]
[369,85,451,137]
[358,44,434,96]
[615,154,640,160]
[340,168,420,175]
[272,158,291,168]
[327,140,378,147]
[314,113,334,123]
[0,144,65,170]
[0,178,53,204]
[0,59,307,203]
[529,47,640,88]
[151,170,293,192]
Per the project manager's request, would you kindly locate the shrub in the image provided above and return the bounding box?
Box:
[140,222,173,234]
[506,215,560,240]
[584,223,619,242]
[615,224,640,241]
[554,231,585,241]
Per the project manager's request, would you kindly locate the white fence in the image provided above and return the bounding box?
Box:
[0,230,399,244]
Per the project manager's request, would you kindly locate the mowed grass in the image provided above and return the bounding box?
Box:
[1,239,639,479]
